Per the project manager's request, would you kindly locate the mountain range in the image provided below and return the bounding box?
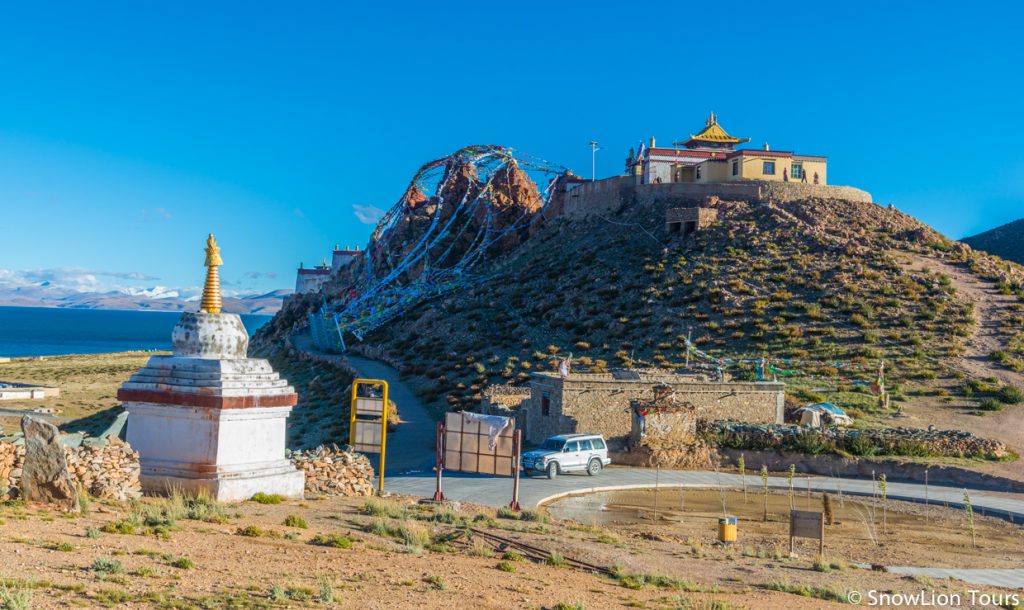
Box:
[0,283,289,314]
[964,218,1024,265]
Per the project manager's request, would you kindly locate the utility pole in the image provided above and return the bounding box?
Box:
[589,141,600,181]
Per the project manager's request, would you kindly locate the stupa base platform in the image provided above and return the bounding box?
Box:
[139,459,305,502]
[126,403,305,502]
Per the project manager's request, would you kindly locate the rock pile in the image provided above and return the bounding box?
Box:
[702,421,1008,460]
[65,438,142,501]
[290,445,375,497]
[0,437,141,502]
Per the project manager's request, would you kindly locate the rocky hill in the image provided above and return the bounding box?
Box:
[258,185,1024,410]
[964,218,1024,265]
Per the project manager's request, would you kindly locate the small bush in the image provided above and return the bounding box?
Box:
[235,525,266,538]
[85,527,101,539]
[423,575,447,590]
[496,561,516,572]
[997,386,1024,405]
[283,515,308,529]
[170,557,194,569]
[310,533,353,549]
[250,492,285,505]
[92,558,124,574]
[979,398,1004,412]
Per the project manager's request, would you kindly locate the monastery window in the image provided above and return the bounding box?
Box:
[695,165,702,179]
[792,163,803,179]
[762,161,776,175]
[731,161,739,176]
[541,395,550,416]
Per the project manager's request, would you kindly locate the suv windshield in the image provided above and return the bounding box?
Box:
[539,438,565,451]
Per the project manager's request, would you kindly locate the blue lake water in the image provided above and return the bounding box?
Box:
[0,306,272,357]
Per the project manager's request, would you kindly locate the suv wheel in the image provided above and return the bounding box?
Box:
[546,462,559,480]
[587,458,602,476]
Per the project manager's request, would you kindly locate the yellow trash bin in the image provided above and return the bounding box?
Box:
[718,516,738,544]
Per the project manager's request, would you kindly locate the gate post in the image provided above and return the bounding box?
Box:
[432,422,446,502]
[509,429,522,512]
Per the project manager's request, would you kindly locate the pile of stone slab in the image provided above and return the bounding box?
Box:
[702,421,1008,460]
[289,445,375,497]
[0,433,141,503]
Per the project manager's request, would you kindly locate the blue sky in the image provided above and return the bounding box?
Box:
[1,1,1022,296]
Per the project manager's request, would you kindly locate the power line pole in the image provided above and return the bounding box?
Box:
[589,141,600,181]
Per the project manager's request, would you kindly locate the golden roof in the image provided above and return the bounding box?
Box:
[674,113,750,147]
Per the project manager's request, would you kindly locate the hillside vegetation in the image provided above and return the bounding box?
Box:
[301,194,1023,415]
[964,217,1024,265]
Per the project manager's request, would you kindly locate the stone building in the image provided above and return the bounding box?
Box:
[294,260,331,294]
[665,206,719,237]
[522,371,784,447]
[331,245,360,273]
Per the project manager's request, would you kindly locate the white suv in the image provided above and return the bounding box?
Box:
[521,434,611,479]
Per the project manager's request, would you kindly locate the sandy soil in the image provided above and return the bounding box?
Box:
[0,493,1020,610]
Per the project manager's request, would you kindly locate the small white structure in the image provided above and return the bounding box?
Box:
[331,244,360,274]
[294,260,331,294]
[0,382,59,400]
[119,235,304,501]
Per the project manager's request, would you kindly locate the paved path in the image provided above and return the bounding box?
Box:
[344,355,436,476]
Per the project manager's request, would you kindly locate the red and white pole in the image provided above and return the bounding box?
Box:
[432,422,445,502]
[510,429,522,512]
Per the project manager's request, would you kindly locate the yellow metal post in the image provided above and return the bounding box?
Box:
[378,382,388,494]
[349,379,389,494]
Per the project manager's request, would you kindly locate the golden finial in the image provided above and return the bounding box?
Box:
[200,233,223,314]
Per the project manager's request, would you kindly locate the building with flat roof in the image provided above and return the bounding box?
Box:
[294,259,331,294]
[625,114,827,186]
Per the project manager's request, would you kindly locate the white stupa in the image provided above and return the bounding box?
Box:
[119,234,304,501]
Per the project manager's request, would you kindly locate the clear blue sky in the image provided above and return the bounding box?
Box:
[1,1,1022,296]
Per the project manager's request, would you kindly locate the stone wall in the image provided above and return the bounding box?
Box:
[524,372,784,446]
[290,446,375,497]
[0,438,141,502]
[480,385,530,433]
[561,177,873,220]
[719,449,1024,494]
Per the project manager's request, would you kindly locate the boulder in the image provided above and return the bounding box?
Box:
[21,416,79,511]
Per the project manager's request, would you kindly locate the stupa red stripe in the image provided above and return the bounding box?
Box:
[117,389,298,409]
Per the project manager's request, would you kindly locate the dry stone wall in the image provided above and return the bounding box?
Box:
[0,438,141,502]
[290,446,375,497]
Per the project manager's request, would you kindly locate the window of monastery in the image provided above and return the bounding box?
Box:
[731,161,739,176]
[695,166,702,179]
[792,162,803,179]
[541,395,551,416]
[762,161,776,175]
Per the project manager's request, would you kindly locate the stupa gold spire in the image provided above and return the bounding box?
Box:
[200,233,223,314]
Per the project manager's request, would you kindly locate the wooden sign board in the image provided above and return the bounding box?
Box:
[443,412,515,476]
[789,510,824,554]
[355,397,384,416]
[352,419,384,453]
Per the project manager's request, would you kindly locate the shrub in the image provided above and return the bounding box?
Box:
[310,534,354,549]
[423,575,447,590]
[170,557,194,569]
[235,525,266,537]
[92,558,124,574]
[496,561,516,572]
[250,492,285,505]
[283,515,308,529]
[978,398,1004,412]
[997,385,1024,405]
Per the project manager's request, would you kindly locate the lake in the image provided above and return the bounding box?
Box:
[0,306,272,357]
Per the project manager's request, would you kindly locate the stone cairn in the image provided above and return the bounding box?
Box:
[1,436,141,503]
[289,445,375,497]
